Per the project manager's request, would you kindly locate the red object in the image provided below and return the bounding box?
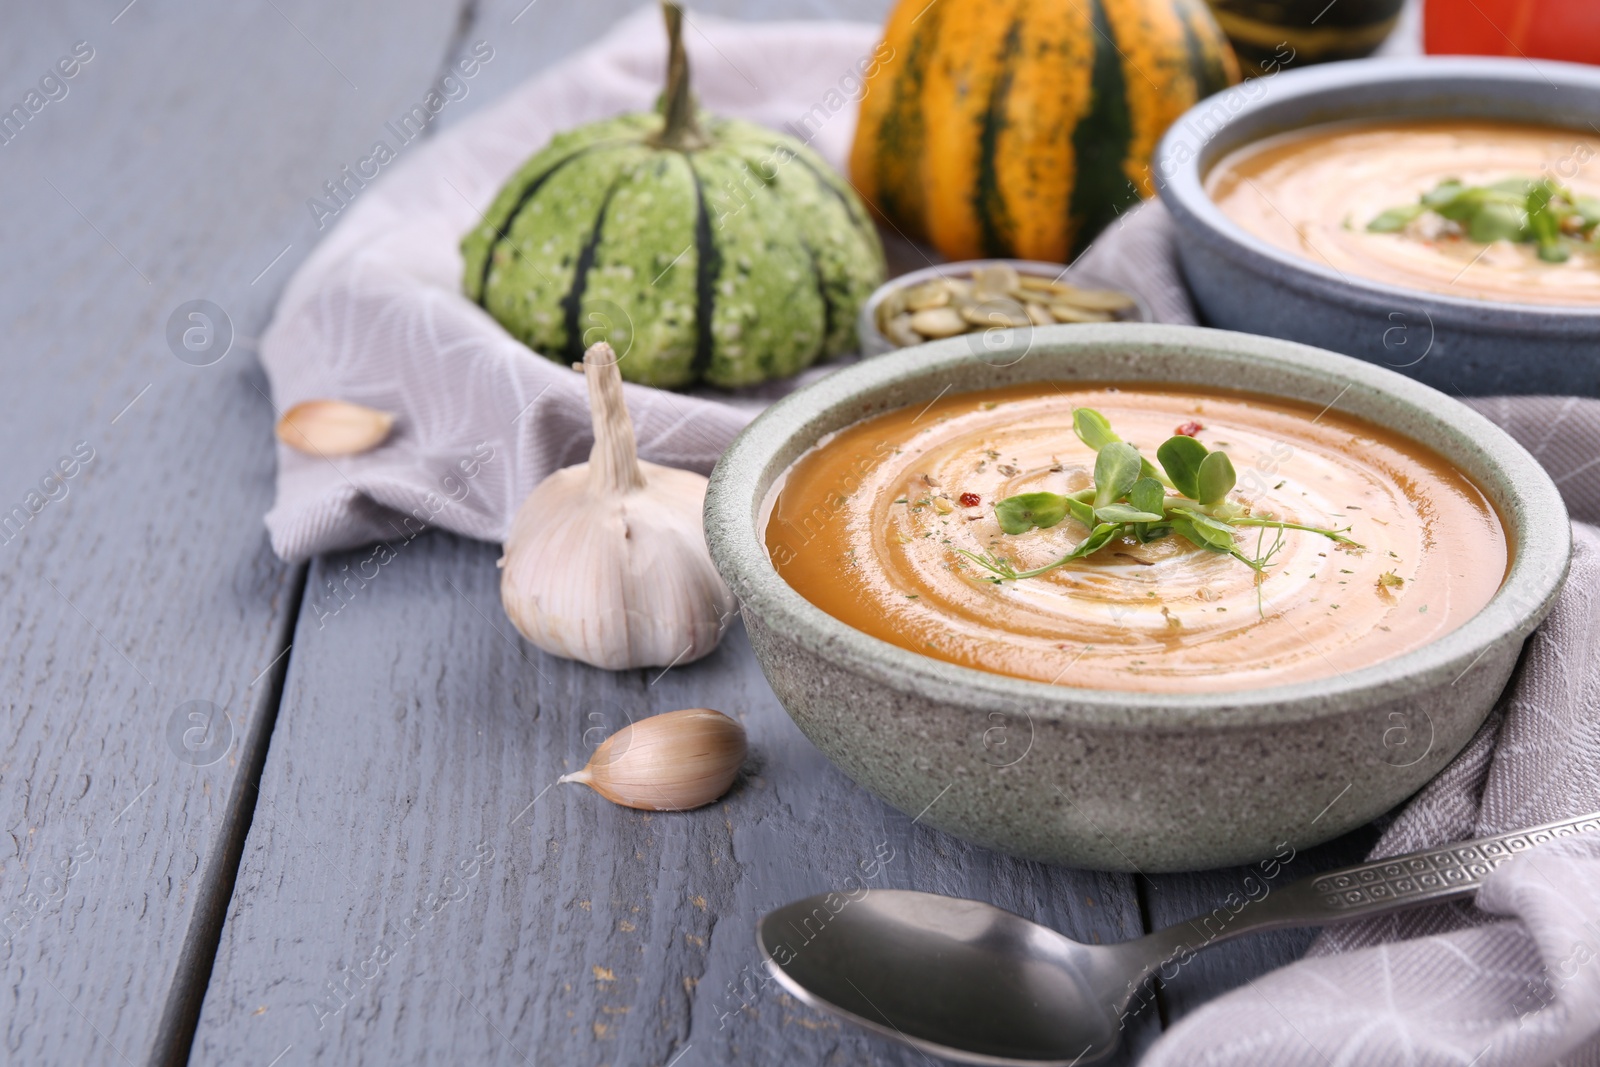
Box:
[1425,0,1600,65]
[1174,421,1204,437]
[959,492,981,507]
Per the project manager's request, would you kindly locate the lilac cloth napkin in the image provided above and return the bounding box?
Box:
[259,7,1600,1064]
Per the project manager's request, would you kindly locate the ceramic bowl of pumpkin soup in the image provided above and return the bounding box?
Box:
[1155,57,1600,396]
[704,323,1569,872]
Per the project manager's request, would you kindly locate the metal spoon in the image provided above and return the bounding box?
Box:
[758,811,1599,1066]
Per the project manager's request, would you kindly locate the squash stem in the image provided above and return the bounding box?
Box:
[653,2,708,151]
[583,342,647,494]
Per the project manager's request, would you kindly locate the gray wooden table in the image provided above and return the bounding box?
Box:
[1,2,1388,1064]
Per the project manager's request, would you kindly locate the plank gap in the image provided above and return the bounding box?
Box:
[148,561,311,1067]
[432,0,484,112]
[1134,874,1173,1031]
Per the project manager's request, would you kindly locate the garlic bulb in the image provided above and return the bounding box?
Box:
[276,399,394,456]
[499,342,735,669]
[560,708,747,811]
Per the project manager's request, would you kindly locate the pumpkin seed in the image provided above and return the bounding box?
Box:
[971,263,1021,300]
[1052,286,1135,311]
[961,299,1032,329]
[1018,276,1063,292]
[879,287,909,321]
[1048,303,1114,323]
[885,313,923,348]
[1024,302,1054,326]
[905,281,953,310]
[910,306,969,338]
[948,290,978,314]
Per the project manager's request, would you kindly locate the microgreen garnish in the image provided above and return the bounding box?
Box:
[1367,176,1600,263]
[955,409,1360,606]
[995,492,1071,534]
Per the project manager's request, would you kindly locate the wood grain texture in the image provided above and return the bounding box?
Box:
[428,0,897,140]
[0,1,467,1063]
[190,533,1161,1065]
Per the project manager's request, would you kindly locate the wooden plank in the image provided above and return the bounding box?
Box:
[0,2,467,1063]
[191,532,1161,1065]
[428,0,896,140]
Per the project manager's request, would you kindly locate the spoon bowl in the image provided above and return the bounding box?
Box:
[759,891,1128,1064]
[758,812,1600,1065]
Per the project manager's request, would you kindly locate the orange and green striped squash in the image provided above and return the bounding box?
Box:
[850,0,1240,262]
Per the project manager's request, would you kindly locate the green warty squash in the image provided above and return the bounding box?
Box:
[462,3,886,389]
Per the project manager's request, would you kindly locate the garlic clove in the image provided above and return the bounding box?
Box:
[499,342,736,670]
[559,707,747,811]
[276,399,395,456]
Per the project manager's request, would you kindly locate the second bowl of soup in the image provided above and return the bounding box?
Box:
[705,323,1570,871]
[1156,57,1600,396]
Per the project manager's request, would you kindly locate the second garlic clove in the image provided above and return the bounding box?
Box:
[276,399,395,456]
[560,708,747,811]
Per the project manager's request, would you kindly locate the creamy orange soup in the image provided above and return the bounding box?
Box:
[1206,119,1600,306]
[765,384,1506,692]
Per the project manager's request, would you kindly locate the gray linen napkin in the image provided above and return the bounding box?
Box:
[260,10,1600,1064]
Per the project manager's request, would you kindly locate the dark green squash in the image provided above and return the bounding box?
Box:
[1205,0,1404,76]
[462,4,885,389]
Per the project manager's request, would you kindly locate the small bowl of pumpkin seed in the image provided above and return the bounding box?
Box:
[859,260,1150,357]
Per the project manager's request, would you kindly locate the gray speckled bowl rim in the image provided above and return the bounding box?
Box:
[1155,56,1600,329]
[705,323,1572,731]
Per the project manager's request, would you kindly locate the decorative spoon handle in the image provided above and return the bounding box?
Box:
[1131,811,1600,978]
[1287,809,1600,921]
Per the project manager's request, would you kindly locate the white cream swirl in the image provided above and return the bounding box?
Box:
[768,385,1506,692]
